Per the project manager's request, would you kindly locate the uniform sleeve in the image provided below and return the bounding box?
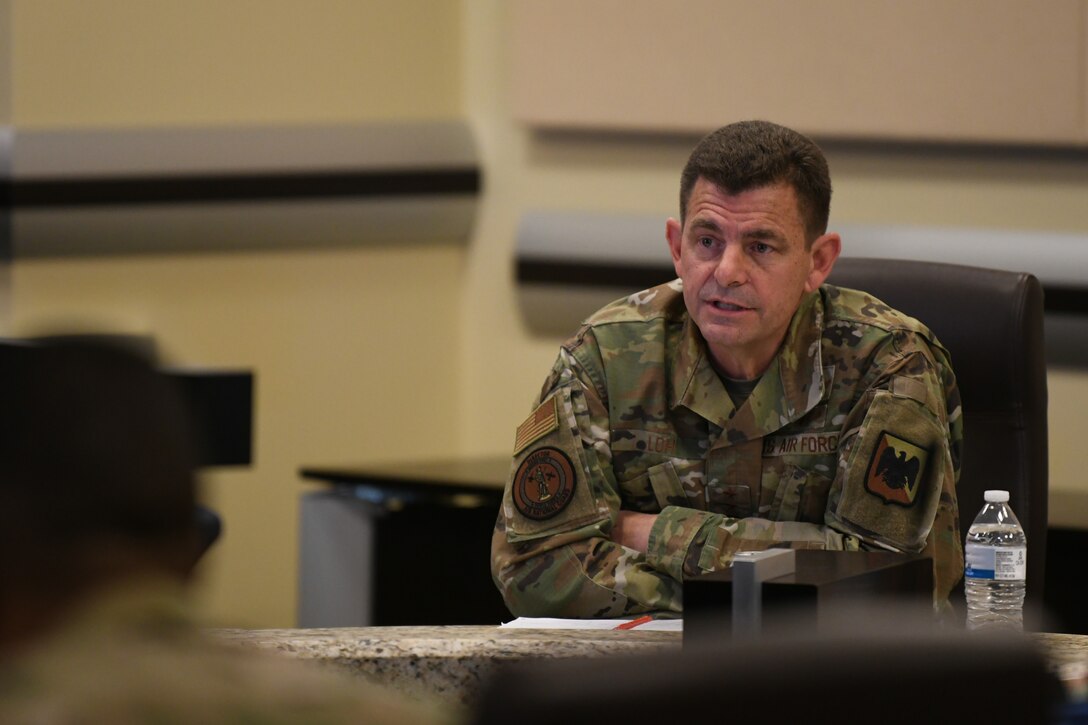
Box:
[642,333,964,610]
[490,337,683,618]
[825,337,964,605]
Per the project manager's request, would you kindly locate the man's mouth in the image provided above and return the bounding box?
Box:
[709,300,752,312]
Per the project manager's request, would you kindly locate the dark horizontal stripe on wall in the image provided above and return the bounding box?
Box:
[3,168,480,208]
[517,259,1088,316]
[517,259,672,291]
[1044,286,1088,316]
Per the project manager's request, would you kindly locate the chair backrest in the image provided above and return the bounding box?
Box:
[827,257,1048,621]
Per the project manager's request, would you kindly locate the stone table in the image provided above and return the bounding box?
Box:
[213,625,1088,711]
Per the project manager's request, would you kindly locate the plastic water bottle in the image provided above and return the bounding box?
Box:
[964,490,1027,631]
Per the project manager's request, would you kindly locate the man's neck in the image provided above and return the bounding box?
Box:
[721,374,761,409]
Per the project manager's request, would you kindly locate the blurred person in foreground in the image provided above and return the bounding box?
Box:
[0,337,452,724]
[491,120,963,619]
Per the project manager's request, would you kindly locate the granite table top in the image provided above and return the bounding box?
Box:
[212,625,1088,712]
[212,625,677,710]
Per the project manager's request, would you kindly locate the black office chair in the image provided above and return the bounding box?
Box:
[827,257,1048,625]
[169,367,254,563]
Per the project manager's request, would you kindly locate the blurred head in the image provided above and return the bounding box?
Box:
[678,120,832,242]
[0,336,200,640]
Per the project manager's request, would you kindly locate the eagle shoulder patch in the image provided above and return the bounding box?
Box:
[864,430,930,507]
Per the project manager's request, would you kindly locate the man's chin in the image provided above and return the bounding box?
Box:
[695,315,748,340]
[696,327,748,353]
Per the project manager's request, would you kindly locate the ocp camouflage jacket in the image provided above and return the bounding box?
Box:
[491,279,963,618]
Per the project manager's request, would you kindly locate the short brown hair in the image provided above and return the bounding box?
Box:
[679,120,832,241]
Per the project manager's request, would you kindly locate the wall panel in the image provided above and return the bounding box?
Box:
[512,0,1083,145]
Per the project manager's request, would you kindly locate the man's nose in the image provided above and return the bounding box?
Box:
[714,244,749,288]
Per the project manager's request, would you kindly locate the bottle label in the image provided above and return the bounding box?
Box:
[964,544,1027,581]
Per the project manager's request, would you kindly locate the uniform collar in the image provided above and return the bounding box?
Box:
[671,290,827,440]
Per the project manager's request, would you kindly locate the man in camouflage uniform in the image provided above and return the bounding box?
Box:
[491,120,963,618]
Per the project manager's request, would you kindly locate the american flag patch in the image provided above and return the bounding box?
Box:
[513,397,559,454]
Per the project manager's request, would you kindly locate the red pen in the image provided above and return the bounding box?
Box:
[613,615,654,630]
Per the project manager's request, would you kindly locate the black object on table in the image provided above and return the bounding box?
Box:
[299,456,512,627]
[683,549,933,645]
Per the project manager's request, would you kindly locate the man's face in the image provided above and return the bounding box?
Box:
[666,178,840,380]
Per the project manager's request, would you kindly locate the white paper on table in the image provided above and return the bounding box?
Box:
[499,617,683,631]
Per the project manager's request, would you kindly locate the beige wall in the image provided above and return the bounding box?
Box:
[6,0,465,628]
[0,1,9,123]
[10,0,460,127]
[5,0,1086,628]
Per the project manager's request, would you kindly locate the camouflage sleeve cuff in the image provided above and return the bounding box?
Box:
[645,506,713,580]
[646,508,863,581]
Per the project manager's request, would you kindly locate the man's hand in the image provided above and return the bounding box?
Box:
[611,511,658,553]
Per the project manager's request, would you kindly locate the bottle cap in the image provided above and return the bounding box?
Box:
[984,490,1010,503]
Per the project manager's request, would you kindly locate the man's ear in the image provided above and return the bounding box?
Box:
[666,218,684,276]
[804,232,842,293]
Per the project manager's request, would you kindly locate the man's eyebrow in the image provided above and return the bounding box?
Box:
[688,219,787,242]
[743,227,786,242]
[688,218,721,234]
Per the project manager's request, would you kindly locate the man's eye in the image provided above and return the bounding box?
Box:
[753,242,772,254]
[698,237,715,248]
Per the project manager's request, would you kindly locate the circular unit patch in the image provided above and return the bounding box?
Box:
[512,447,576,521]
